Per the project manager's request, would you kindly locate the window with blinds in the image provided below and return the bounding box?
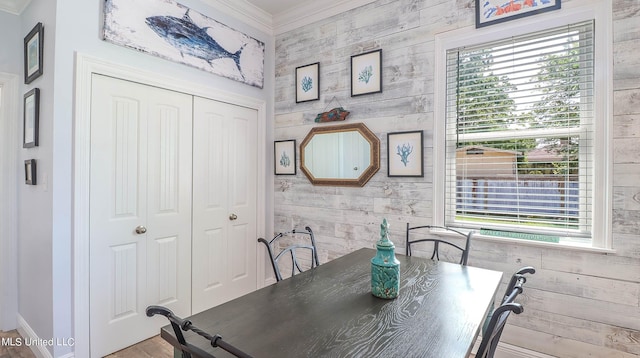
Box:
[444,20,594,243]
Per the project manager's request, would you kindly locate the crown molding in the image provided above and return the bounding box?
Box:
[274,0,376,35]
[202,0,273,35]
[0,0,30,15]
[201,0,376,36]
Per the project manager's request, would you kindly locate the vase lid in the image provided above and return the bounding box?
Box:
[376,218,395,249]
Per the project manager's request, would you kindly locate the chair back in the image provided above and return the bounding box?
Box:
[146,305,253,358]
[478,266,535,357]
[405,224,473,265]
[475,302,523,358]
[258,226,319,282]
[502,266,536,304]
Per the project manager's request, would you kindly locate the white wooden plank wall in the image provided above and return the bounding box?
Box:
[273,0,640,357]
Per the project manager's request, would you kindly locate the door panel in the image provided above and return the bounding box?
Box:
[192,97,257,314]
[90,75,192,357]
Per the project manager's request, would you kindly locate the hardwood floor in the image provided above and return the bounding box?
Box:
[0,330,172,358]
[105,335,172,358]
[0,330,35,358]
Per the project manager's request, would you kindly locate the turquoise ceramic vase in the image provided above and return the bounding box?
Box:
[371,218,400,299]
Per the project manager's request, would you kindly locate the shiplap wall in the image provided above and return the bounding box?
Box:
[273,0,640,357]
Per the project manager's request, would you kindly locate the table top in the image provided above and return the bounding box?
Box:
[161,248,503,358]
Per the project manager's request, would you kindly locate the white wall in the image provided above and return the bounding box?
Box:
[17,0,56,350]
[273,0,640,357]
[6,0,275,356]
[0,6,21,333]
[0,11,21,72]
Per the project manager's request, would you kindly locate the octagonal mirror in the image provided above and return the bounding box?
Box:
[300,122,380,187]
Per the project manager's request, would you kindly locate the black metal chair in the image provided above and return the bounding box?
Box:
[146,305,253,358]
[405,224,473,265]
[258,226,319,282]
[478,266,536,357]
[475,302,524,358]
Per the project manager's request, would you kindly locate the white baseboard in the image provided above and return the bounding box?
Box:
[473,337,558,358]
[16,314,75,358]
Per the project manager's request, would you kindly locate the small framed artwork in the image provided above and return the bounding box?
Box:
[24,22,44,84]
[274,140,296,175]
[296,62,320,103]
[25,159,37,185]
[351,49,382,97]
[476,0,561,28]
[23,88,40,148]
[387,130,423,177]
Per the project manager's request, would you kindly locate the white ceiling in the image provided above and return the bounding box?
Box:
[0,0,374,34]
[0,0,306,16]
[244,0,312,16]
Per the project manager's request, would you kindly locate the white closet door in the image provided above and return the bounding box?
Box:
[192,96,258,314]
[89,75,193,357]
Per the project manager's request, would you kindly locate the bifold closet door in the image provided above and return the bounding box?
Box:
[89,75,193,357]
[191,96,258,314]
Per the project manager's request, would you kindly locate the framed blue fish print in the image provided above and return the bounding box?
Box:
[103,0,265,88]
[351,49,382,97]
[274,140,296,175]
[296,62,319,103]
[387,130,423,177]
[476,0,561,28]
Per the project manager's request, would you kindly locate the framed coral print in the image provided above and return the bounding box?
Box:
[24,22,44,84]
[23,88,40,148]
[25,159,37,185]
[387,130,423,177]
[476,0,561,28]
[296,62,320,103]
[274,140,296,175]
[351,49,382,97]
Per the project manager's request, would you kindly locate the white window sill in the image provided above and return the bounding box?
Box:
[473,231,614,254]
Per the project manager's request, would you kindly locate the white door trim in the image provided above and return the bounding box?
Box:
[0,72,19,331]
[73,53,267,357]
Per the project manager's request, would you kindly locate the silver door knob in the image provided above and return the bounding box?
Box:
[135,225,147,234]
[229,213,238,221]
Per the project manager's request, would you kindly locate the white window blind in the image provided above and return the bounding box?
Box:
[444,20,594,242]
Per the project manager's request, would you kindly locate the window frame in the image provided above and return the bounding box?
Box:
[433,1,612,250]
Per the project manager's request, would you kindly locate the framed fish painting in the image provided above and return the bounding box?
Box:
[274,140,296,175]
[103,0,265,88]
[476,0,561,28]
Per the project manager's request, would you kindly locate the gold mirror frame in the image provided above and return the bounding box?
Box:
[300,122,380,187]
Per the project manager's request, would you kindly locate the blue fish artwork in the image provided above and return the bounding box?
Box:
[145,10,245,80]
[103,0,265,88]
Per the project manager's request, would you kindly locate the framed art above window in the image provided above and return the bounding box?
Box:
[475,0,561,28]
[24,22,44,84]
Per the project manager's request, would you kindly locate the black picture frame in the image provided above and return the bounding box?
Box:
[24,22,44,84]
[274,140,297,175]
[387,130,423,177]
[475,0,561,28]
[351,49,382,97]
[295,62,320,103]
[25,159,37,185]
[23,88,40,148]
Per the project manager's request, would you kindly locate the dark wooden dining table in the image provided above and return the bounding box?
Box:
[161,247,503,358]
